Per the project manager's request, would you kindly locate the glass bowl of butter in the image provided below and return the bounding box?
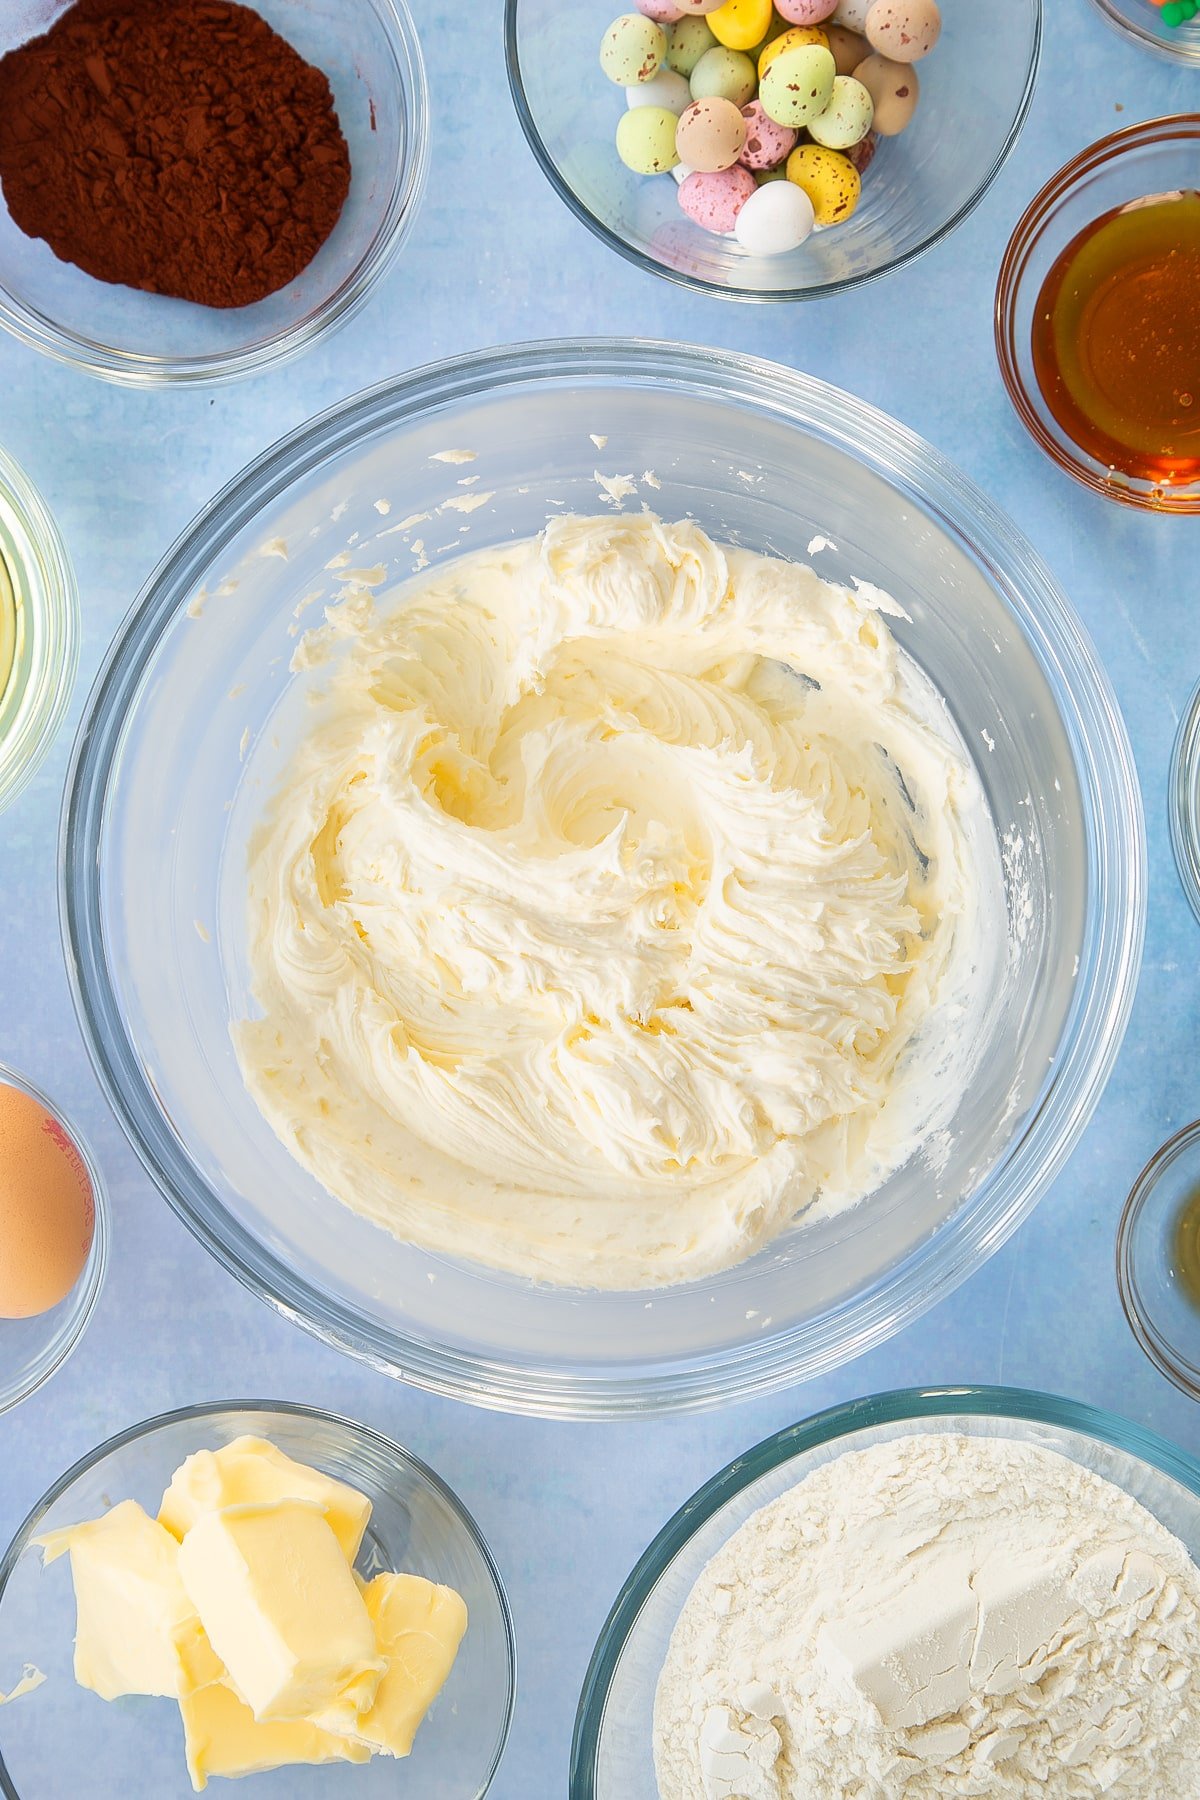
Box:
[0,1401,514,1796]
[61,340,1145,1419]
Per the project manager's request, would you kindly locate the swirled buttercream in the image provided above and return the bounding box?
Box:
[235,515,989,1289]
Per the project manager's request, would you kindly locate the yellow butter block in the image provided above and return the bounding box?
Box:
[159,1436,372,1563]
[178,1501,383,1732]
[179,1674,370,1793]
[37,1501,220,1702]
[354,1573,468,1759]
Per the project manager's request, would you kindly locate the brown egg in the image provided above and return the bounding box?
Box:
[864,0,941,62]
[0,1083,95,1318]
[853,52,919,135]
[676,97,748,171]
[825,24,869,74]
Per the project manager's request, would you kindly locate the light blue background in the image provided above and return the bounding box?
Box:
[1,3,1198,1794]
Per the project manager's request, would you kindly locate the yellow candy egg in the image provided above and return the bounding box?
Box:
[708,0,775,51]
[758,24,830,78]
[786,143,861,225]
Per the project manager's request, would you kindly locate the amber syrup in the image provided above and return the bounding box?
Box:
[1031,190,1200,489]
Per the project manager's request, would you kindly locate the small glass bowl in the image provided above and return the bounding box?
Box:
[505,0,1041,302]
[1171,678,1200,924]
[996,114,1200,512]
[1117,1122,1200,1399]
[0,1401,515,1797]
[0,0,428,386]
[0,1064,107,1416]
[1088,0,1200,65]
[571,1386,1200,1797]
[0,446,77,814]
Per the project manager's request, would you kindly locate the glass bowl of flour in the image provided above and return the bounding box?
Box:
[573,1386,1200,1798]
[61,341,1144,1418]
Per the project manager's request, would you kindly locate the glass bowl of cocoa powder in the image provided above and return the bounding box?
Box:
[0,0,428,386]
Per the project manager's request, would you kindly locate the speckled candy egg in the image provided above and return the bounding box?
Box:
[674,0,725,12]
[627,67,693,113]
[707,0,774,49]
[690,45,757,105]
[738,99,798,170]
[826,24,869,72]
[774,0,840,21]
[786,142,861,224]
[808,74,874,148]
[845,130,878,173]
[675,95,748,169]
[601,13,668,85]
[852,52,918,133]
[758,24,829,79]
[667,15,717,73]
[759,43,836,128]
[734,177,815,251]
[864,0,941,62]
[832,0,872,26]
[678,164,756,231]
[617,105,683,172]
[637,0,685,19]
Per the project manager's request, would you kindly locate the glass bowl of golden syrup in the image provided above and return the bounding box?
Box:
[0,444,77,811]
[1118,1121,1200,1399]
[996,115,1200,512]
[1088,0,1200,66]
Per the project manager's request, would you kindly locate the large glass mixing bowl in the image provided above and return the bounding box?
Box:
[61,342,1145,1419]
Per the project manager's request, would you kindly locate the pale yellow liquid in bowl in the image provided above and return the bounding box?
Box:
[0,550,15,705]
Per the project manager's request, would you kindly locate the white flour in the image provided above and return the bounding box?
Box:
[653,1434,1200,1799]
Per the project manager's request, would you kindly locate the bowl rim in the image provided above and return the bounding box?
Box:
[1086,0,1200,67]
[569,1382,1200,1795]
[995,112,1200,512]
[0,1061,108,1418]
[1170,678,1200,925]
[0,0,429,388]
[1116,1118,1200,1401]
[60,337,1147,1420]
[0,1397,517,1800]
[503,0,1042,304]
[0,443,78,814]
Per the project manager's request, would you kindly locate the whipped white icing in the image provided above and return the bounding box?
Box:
[235,515,991,1290]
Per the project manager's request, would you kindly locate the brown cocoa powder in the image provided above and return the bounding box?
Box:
[0,0,352,310]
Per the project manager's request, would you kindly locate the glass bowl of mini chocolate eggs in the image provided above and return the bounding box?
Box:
[505,0,1042,301]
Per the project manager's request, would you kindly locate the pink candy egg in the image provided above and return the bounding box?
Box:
[678,165,756,232]
[636,0,685,19]
[775,0,840,21]
[738,100,798,171]
[674,0,725,13]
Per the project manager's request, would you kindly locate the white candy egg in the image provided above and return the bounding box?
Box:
[734,178,815,253]
[627,67,693,113]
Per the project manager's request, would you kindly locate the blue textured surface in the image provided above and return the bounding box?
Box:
[1,3,1198,1795]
